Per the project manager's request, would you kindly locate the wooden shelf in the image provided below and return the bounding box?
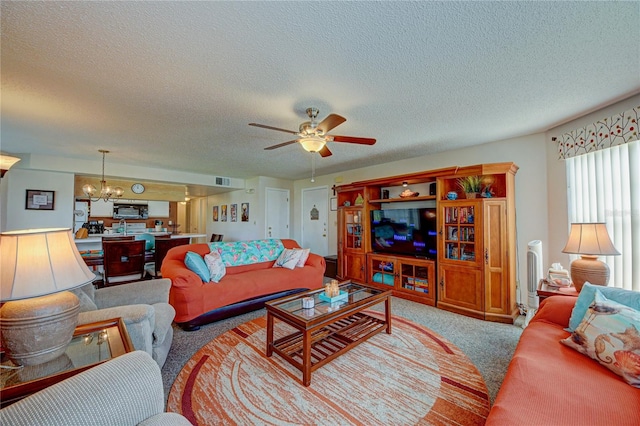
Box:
[369,195,436,203]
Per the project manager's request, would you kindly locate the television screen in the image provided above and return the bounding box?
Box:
[371,208,437,259]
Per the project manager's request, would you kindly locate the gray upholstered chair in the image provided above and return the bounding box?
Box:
[72,279,175,368]
[0,351,191,425]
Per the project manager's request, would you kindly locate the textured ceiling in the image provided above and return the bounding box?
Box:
[1,1,639,181]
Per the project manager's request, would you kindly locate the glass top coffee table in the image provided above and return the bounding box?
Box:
[265,281,392,386]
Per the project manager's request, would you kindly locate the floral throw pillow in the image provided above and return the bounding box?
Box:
[272,248,303,270]
[204,251,226,283]
[295,248,310,267]
[561,289,640,388]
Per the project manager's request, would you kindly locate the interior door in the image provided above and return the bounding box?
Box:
[265,187,290,239]
[301,186,329,256]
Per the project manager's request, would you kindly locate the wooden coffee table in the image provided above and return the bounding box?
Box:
[265,281,391,386]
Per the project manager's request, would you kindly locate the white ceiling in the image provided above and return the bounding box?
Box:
[2,1,639,182]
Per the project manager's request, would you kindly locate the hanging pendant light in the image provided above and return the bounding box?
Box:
[82,150,124,202]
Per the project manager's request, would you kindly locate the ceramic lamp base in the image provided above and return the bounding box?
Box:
[0,291,80,366]
[570,255,610,293]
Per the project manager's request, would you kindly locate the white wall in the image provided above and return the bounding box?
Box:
[2,169,75,231]
[204,176,293,242]
[293,133,549,304]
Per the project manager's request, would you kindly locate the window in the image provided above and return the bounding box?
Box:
[566,139,639,291]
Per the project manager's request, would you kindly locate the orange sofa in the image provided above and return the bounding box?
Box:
[161,239,325,330]
[487,295,640,425]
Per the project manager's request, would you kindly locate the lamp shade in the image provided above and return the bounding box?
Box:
[1,228,95,301]
[0,153,21,177]
[562,223,620,256]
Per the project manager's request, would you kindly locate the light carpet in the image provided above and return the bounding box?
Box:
[167,311,490,425]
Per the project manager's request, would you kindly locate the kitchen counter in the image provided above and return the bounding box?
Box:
[75,233,207,250]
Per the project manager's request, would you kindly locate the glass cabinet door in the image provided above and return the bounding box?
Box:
[368,256,395,287]
[344,208,364,250]
[442,204,477,263]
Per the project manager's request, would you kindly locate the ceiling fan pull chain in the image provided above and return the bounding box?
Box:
[311,154,316,183]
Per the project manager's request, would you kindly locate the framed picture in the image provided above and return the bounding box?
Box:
[26,190,55,210]
[221,205,227,222]
[213,206,219,222]
[330,197,337,211]
[230,204,237,222]
[241,203,249,222]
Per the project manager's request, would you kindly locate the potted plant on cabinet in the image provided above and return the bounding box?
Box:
[457,175,483,198]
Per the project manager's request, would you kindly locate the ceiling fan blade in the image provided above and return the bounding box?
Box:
[331,135,377,145]
[264,140,299,150]
[317,114,346,134]
[249,123,298,135]
[318,145,333,157]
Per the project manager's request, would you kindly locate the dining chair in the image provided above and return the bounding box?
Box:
[102,235,135,241]
[102,240,146,286]
[210,233,224,242]
[152,237,191,277]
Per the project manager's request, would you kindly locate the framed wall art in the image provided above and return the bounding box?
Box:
[26,190,55,210]
[330,197,337,211]
[221,205,227,222]
[231,204,237,222]
[241,203,249,222]
[213,206,219,222]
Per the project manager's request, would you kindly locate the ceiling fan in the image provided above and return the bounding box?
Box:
[249,107,376,157]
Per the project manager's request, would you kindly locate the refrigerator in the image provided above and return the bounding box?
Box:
[74,201,89,232]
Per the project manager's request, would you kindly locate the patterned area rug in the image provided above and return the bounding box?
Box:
[167,312,490,425]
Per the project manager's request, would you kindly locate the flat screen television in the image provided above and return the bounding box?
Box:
[370,208,437,259]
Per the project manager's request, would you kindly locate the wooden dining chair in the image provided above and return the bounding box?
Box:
[102,240,146,286]
[210,233,224,242]
[102,235,135,242]
[153,237,191,277]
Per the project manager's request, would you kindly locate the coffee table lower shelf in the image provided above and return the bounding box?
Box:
[271,312,386,380]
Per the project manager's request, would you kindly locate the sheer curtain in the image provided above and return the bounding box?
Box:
[565,139,639,291]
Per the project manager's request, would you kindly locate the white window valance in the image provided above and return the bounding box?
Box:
[556,106,639,159]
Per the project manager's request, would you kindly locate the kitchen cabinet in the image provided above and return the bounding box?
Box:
[89,200,113,218]
[147,201,170,218]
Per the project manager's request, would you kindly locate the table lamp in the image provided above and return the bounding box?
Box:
[562,223,620,293]
[1,228,96,366]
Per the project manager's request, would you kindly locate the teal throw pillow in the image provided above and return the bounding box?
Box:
[567,282,640,332]
[185,251,210,282]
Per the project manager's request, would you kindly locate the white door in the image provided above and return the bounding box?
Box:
[265,188,290,239]
[190,198,207,243]
[302,186,329,256]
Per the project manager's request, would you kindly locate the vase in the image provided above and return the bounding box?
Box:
[465,192,479,199]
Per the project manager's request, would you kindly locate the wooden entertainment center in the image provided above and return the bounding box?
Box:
[335,162,518,323]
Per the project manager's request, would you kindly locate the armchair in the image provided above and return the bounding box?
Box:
[0,351,191,425]
[73,279,175,368]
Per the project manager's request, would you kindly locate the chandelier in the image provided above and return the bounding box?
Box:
[82,150,124,202]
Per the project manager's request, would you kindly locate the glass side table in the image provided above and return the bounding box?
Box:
[1,317,133,407]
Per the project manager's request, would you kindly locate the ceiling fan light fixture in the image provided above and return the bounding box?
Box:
[299,136,326,153]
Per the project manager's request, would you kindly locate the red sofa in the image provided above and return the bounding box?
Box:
[161,239,325,330]
[487,295,640,425]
